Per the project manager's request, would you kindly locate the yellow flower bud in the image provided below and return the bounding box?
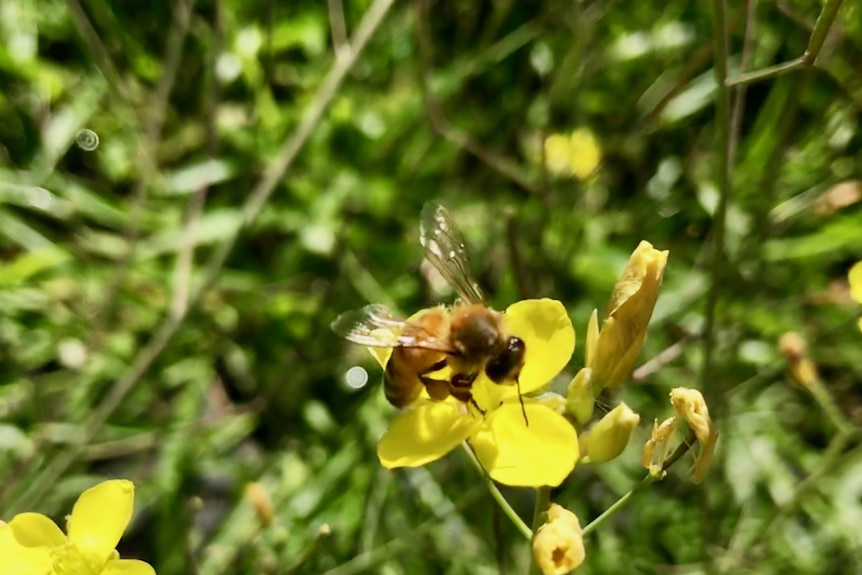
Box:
[532,504,585,575]
[778,332,819,390]
[582,402,640,463]
[566,368,595,425]
[642,416,678,478]
[589,242,669,390]
[669,388,718,484]
[245,482,275,527]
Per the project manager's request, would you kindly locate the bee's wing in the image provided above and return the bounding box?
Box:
[331,304,453,352]
[419,202,485,305]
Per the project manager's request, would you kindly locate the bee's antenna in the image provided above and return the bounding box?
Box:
[516,378,528,427]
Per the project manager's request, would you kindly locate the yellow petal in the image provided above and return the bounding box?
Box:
[585,309,598,368]
[544,134,574,177]
[103,559,158,575]
[471,403,577,487]
[377,400,478,468]
[0,523,54,575]
[568,128,601,181]
[504,299,575,394]
[850,261,862,303]
[7,513,65,547]
[68,479,135,564]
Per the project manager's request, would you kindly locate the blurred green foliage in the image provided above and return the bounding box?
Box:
[1,0,861,573]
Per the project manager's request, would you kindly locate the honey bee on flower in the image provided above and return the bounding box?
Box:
[332,203,579,487]
[332,203,529,419]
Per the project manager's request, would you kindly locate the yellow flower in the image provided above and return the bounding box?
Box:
[670,388,718,484]
[581,402,640,463]
[543,128,601,180]
[376,299,579,487]
[849,261,862,331]
[0,480,155,575]
[587,241,668,390]
[532,504,585,574]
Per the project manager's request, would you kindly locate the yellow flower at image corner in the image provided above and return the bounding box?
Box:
[586,241,668,391]
[670,388,718,484]
[544,128,601,181]
[0,480,155,575]
[532,504,585,575]
[373,299,579,487]
[849,261,862,331]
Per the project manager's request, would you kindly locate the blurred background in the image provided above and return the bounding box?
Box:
[1,0,861,573]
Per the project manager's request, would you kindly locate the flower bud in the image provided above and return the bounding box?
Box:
[778,332,818,389]
[245,482,275,527]
[566,368,595,425]
[582,402,640,463]
[589,242,668,390]
[532,504,585,575]
[669,388,717,484]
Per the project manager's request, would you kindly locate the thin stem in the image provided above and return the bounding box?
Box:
[582,476,656,536]
[461,443,533,541]
[726,57,806,87]
[527,486,552,575]
[803,0,844,63]
[725,0,844,86]
[807,378,855,435]
[701,0,731,397]
[582,433,695,537]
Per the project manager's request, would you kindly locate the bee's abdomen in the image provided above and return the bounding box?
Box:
[384,353,423,408]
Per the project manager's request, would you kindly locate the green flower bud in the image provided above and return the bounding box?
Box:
[565,367,594,425]
[583,402,640,463]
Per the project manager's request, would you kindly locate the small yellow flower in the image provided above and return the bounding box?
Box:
[849,261,862,332]
[375,299,579,487]
[670,388,718,484]
[532,504,585,574]
[0,479,155,575]
[543,129,601,180]
[642,417,678,478]
[587,241,668,390]
[581,402,640,463]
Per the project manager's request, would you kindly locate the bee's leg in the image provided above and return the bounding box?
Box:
[515,377,529,427]
[450,373,485,415]
[421,376,451,401]
[420,359,451,401]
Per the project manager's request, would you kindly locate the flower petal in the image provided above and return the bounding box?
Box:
[0,523,54,575]
[7,513,65,548]
[850,261,862,304]
[103,559,157,575]
[471,403,578,487]
[378,400,479,468]
[68,479,135,563]
[504,299,575,393]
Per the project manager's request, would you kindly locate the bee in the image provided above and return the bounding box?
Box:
[331,202,528,420]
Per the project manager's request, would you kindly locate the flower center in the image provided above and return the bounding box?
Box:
[51,542,105,575]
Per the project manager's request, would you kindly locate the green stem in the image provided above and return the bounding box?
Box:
[803,0,844,64]
[725,0,844,86]
[807,378,855,435]
[581,476,656,536]
[527,486,552,575]
[701,0,731,397]
[461,443,533,541]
